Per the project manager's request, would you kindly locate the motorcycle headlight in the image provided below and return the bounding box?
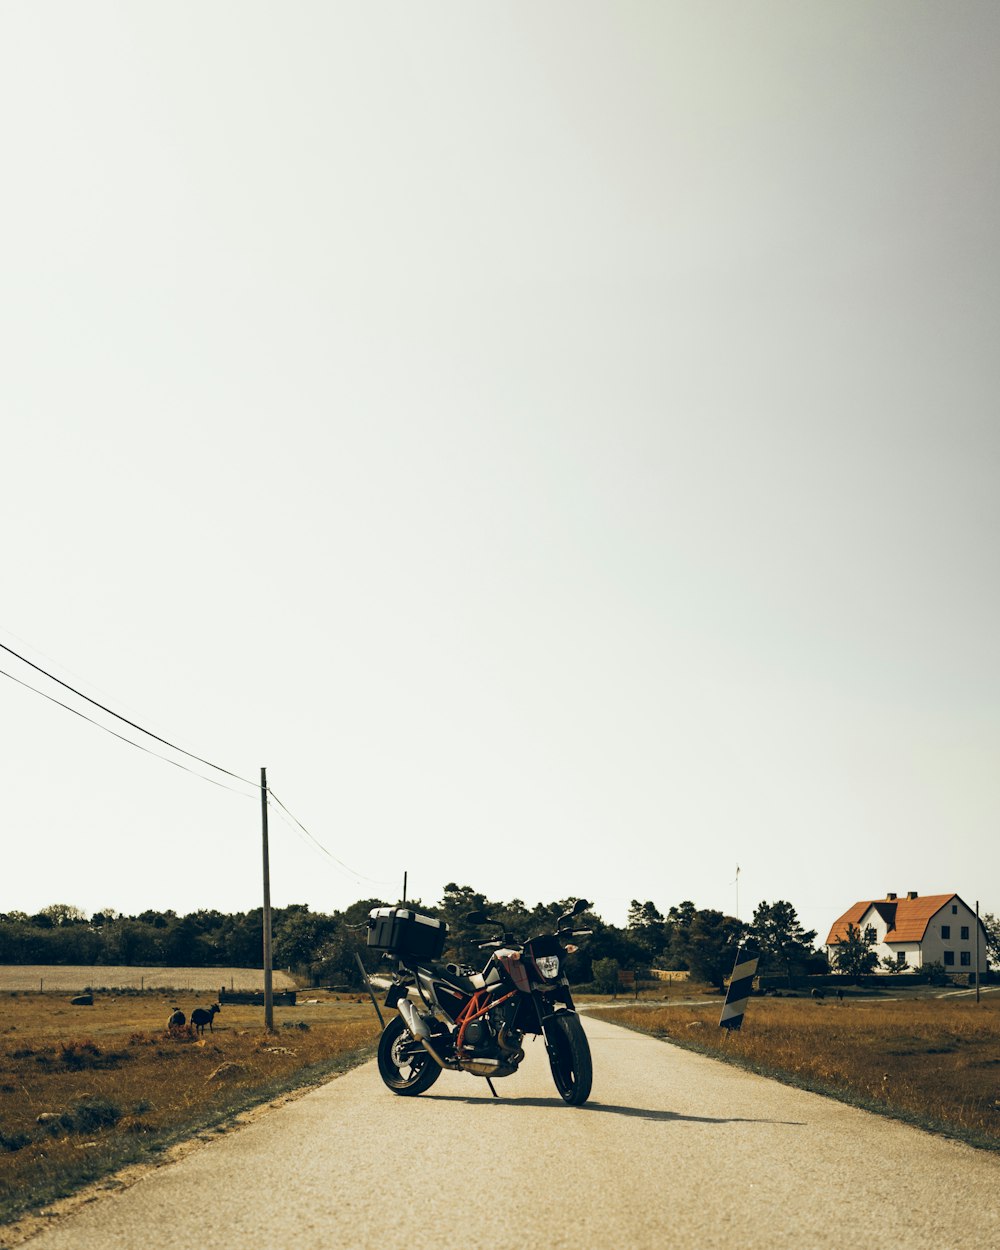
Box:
[534,955,560,980]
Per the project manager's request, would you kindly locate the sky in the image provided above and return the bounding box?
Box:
[2,2,998,947]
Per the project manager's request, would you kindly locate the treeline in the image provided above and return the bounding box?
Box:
[0,889,830,988]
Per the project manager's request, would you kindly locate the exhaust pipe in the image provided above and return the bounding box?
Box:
[398,998,446,1068]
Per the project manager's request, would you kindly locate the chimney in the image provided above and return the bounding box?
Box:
[886,893,897,900]
[907,891,918,900]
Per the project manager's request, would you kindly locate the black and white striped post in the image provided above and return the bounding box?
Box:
[719,945,759,1032]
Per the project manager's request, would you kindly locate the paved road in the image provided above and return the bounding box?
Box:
[15,1015,1000,1249]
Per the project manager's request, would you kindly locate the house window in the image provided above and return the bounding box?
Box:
[896,951,907,967]
[943,950,955,966]
[961,951,971,967]
[952,905,958,914]
[941,925,950,939]
[961,926,969,940]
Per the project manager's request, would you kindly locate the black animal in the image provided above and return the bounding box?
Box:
[191,1003,221,1034]
[167,1009,186,1029]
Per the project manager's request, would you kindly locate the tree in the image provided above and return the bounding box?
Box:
[626,900,666,961]
[103,917,160,964]
[565,914,643,984]
[747,900,822,983]
[218,910,264,966]
[437,883,492,966]
[673,908,745,990]
[161,916,204,966]
[981,912,1000,969]
[591,957,621,994]
[273,907,339,971]
[313,925,369,987]
[662,900,697,969]
[37,903,88,926]
[830,923,878,977]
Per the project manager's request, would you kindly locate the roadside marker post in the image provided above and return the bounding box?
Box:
[720,945,759,1032]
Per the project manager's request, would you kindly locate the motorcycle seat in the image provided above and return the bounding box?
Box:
[423,962,484,995]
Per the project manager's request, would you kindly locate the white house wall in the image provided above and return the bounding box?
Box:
[886,942,921,969]
[917,900,989,974]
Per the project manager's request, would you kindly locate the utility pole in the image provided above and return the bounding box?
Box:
[261,767,274,1031]
[976,900,981,1004]
[402,871,407,904]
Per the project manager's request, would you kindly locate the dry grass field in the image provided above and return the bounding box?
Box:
[0,989,381,1225]
[0,966,297,993]
[590,993,1000,1150]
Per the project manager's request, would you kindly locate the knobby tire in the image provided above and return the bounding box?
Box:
[545,1011,592,1106]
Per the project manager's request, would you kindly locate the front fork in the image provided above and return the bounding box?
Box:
[533,987,575,1061]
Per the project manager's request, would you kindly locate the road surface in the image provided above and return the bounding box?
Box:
[13,1014,1000,1249]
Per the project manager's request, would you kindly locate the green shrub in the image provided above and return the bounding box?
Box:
[591,958,621,995]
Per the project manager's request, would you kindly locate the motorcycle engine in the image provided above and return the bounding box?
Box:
[463,1019,494,1052]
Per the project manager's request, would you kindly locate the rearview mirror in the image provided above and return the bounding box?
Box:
[557,900,592,930]
[465,910,489,925]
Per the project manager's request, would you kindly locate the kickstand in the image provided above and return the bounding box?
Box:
[486,1077,499,1098]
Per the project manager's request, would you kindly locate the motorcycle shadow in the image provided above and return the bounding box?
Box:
[421,1095,804,1125]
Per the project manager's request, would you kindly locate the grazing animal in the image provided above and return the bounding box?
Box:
[167,1009,186,1029]
[191,1003,221,1034]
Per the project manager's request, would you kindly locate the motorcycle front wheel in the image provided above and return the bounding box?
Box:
[545,1011,592,1106]
[377,1014,442,1096]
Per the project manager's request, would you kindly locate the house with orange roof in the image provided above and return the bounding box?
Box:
[825,892,988,974]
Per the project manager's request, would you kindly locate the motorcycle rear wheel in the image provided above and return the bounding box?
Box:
[377,1014,442,1096]
[545,1011,592,1106]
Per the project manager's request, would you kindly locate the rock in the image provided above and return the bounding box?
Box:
[686,1020,704,1029]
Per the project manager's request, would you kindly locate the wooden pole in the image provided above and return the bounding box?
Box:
[402,871,407,904]
[261,767,274,1031]
[976,900,981,1004]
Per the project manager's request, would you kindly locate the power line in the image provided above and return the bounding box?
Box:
[0,623,145,718]
[0,639,254,787]
[267,788,396,887]
[0,667,256,799]
[2,637,392,888]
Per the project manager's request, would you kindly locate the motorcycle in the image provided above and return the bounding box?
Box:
[367,898,594,1105]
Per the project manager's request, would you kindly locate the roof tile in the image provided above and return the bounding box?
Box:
[826,894,957,945]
